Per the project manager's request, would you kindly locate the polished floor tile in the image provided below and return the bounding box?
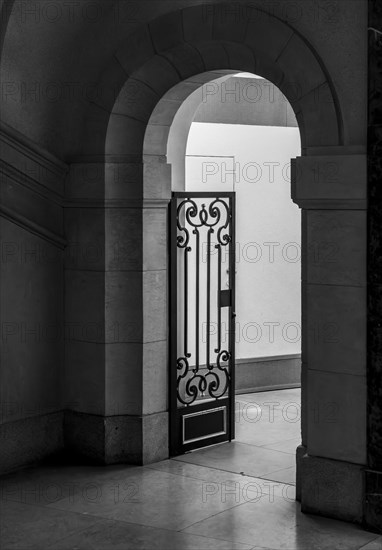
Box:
[234,391,301,458]
[182,498,379,549]
[259,465,296,485]
[235,408,301,448]
[1,389,379,550]
[262,436,301,455]
[47,518,253,550]
[145,459,296,501]
[0,464,142,506]
[0,500,101,549]
[46,466,258,531]
[358,538,382,550]
[175,441,296,479]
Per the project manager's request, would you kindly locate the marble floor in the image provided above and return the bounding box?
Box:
[1,389,381,549]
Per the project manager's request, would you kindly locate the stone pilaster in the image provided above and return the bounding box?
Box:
[365,0,382,534]
[292,152,367,522]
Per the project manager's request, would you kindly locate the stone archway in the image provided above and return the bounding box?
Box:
[65,3,366,525]
[145,70,238,191]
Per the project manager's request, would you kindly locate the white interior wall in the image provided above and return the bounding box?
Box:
[185,122,301,359]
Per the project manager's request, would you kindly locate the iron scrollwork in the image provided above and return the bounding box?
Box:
[176,198,232,406]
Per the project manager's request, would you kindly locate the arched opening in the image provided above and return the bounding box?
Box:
[142,69,302,479]
[100,3,366,524]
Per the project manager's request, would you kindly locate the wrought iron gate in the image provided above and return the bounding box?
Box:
[169,192,236,456]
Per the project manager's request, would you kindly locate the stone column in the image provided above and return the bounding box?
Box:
[103,157,170,464]
[292,152,367,523]
[365,0,382,533]
[64,158,170,464]
[64,162,107,460]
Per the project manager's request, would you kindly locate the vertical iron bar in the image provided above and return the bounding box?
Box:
[206,228,212,369]
[229,195,236,441]
[215,244,221,353]
[194,229,200,371]
[184,245,190,358]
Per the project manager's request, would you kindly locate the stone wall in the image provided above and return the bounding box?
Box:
[0,122,67,472]
[365,0,382,534]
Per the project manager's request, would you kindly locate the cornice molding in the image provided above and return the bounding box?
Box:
[0,159,63,205]
[0,121,67,172]
[64,198,170,208]
[0,122,68,198]
[0,204,67,249]
[0,124,68,248]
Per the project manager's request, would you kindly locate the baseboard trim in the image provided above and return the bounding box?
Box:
[235,353,301,364]
[0,412,64,475]
[235,382,301,395]
[235,354,301,394]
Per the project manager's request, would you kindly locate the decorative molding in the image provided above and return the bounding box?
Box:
[0,159,63,205]
[291,154,367,209]
[0,121,67,170]
[0,123,68,247]
[64,198,170,209]
[68,154,143,164]
[0,204,67,248]
[0,121,68,195]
